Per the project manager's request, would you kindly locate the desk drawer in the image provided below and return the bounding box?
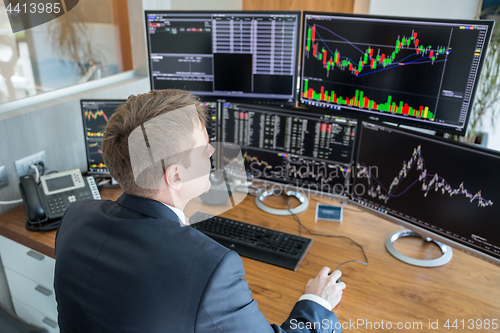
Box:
[5,267,58,320]
[12,297,58,333]
[0,235,55,287]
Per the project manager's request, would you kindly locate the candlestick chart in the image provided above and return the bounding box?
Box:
[84,110,109,137]
[300,14,490,133]
[81,101,126,174]
[302,21,453,120]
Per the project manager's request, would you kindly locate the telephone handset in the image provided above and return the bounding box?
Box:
[19,175,47,222]
[19,169,101,231]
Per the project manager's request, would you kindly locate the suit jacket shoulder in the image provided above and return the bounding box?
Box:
[55,193,231,333]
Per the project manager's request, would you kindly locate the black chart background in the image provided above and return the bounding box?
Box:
[301,16,481,125]
[353,124,500,258]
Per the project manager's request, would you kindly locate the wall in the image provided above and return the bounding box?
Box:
[243,0,353,12]
[368,0,481,19]
[172,0,241,10]
[0,77,150,213]
[142,0,242,10]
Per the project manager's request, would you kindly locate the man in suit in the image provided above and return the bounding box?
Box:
[54,89,346,332]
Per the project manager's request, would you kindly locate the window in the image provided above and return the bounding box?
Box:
[0,0,133,104]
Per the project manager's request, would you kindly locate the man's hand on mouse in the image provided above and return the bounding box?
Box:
[304,267,346,309]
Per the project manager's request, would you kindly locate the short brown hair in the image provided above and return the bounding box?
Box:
[101,89,207,198]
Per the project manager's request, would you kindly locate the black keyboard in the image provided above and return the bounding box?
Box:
[190,212,313,270]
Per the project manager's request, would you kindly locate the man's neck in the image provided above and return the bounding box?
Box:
[153,191,186,211]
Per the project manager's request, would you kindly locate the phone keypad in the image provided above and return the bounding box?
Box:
[48,196,67,216]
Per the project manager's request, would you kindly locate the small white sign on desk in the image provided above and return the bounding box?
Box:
[315,203,343,223]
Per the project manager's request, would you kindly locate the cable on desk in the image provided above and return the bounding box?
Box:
[282,196,369,272]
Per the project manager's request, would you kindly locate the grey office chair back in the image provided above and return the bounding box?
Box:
[0,302,48,333]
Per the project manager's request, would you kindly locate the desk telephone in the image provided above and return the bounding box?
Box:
[19,169,101,231]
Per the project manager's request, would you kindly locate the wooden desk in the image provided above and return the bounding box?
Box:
[1,189,499,332]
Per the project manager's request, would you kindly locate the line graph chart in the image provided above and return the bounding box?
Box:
[358,145,493,207]
[353,122,500,261]
[84,110,109,123]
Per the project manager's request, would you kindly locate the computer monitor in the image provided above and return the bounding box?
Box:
[299,12,494,134]
[81,99,219,175]
[145,11,301,105]
[352,122,500,266]
[81,100,126,175]
[220,102,358,197]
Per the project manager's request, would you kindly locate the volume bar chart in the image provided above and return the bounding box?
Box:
[303,80,434,119]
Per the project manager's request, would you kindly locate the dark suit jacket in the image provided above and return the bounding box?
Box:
[54,192,342,332]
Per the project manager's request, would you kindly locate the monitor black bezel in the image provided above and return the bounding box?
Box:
[144,10,302,106]
[299,11,495,135]
[350,121,500,267]
[80,99,126,176]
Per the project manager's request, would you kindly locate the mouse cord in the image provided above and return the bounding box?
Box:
[282,196,369,271]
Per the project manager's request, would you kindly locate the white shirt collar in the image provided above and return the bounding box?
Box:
[161,202,187,225]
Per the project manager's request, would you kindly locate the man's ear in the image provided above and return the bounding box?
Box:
[164,163,182,190]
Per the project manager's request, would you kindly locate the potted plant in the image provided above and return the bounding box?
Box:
[466,5,500,144]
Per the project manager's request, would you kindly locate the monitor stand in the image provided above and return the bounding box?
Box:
[385,230,453,267]
[255,189,309,216]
